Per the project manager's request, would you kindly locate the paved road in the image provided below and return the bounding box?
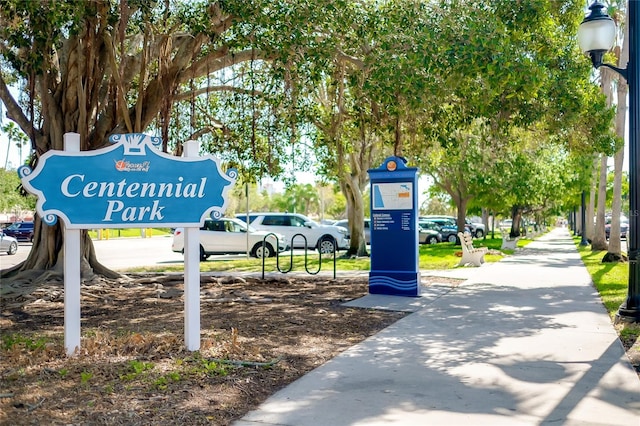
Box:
[1,241,34,269]
[0,236,184,271]
[0,236,304,271]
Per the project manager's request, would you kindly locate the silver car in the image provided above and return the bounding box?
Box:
[236,212,349,254]
[0,229,18,255]
[333,219,371,245]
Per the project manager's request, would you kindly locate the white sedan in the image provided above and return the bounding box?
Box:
[172,217,288,261]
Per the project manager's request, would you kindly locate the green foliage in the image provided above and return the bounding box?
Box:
[607,170,629,213]
[226,181,346,220]
[326,190,348,219]
[1,333,47,351]
[272,183,319,215]
[1,0,617,276]
[405,0,613,222]
[153,372,181,391]
[80,371,93,385]
[87,228,170,239]
[0,168,35,213]
[120,359,155,381]
[184,353,230,377]
[200,359,229,377]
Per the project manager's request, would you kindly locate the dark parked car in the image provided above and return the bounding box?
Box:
[419,217,460,243]
[420,215,476,237]
[4,221,34,242]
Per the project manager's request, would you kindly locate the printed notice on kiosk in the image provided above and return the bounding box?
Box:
[372,182,413,210]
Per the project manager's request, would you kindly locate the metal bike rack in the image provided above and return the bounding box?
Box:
[261,233,337,279]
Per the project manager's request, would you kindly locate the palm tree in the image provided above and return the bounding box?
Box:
[1,122,28,169]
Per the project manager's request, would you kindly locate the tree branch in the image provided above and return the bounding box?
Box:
[184,48,269,83]
[336,49,365,69]
[0,75,35,137]
[189,124,224,141]
[103,32,133,133]
[175,85,263,102]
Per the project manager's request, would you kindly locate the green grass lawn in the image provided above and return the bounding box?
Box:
[574,237,640,342]
[88,228,172,239]
[130,232,526,274]
[576,240,629,315]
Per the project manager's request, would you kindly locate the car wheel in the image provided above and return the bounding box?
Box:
[318,237,336,254]
[447,234,457,243]
[428,236,438,245]
[475,229,484,238]
[252,242,274,258]
[199,245,209,261]
[7,242,17,255]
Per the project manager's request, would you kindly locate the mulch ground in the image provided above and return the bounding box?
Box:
[1,273,449,425]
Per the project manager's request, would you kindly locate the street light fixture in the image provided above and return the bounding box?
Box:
[578,0,639,323]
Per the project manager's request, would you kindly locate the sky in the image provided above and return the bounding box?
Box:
[1,86,30,169]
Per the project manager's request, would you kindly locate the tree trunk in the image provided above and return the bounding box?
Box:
[591,154,609,251]
[604,23,630,262]
[1,215,121,284]
[591,52,617,252]
[510,206,523,238]
[341,175,368,257]
[607,147,625,259]
[481,207,489,239]
[455,197,469,236]
[587,155,598,241]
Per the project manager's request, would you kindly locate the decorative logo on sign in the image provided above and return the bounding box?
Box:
[18,133,237,228]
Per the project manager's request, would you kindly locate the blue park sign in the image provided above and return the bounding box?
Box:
[368,156,420,297]
[18,133,237,229]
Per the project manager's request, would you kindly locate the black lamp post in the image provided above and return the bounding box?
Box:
[578,0,639,323]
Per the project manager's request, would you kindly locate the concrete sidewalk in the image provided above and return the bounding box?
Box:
[234,227,640,426]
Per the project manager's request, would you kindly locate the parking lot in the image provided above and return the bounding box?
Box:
[2,236,189,271]
[0,236,314,271]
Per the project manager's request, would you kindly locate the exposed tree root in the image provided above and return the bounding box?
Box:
[602,252,628,263]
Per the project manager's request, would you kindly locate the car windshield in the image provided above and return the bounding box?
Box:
[7,223,22,230]
[228,218,257,233]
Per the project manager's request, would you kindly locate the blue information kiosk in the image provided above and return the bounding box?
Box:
[368,156,420,296]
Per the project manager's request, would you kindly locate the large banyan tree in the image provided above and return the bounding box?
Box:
[0,0,330,283]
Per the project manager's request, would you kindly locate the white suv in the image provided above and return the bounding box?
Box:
[172,217,288,261]
[236,212,349,254]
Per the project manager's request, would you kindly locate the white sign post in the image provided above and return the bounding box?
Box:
[183,140,201,351]
[63,133,82,355]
